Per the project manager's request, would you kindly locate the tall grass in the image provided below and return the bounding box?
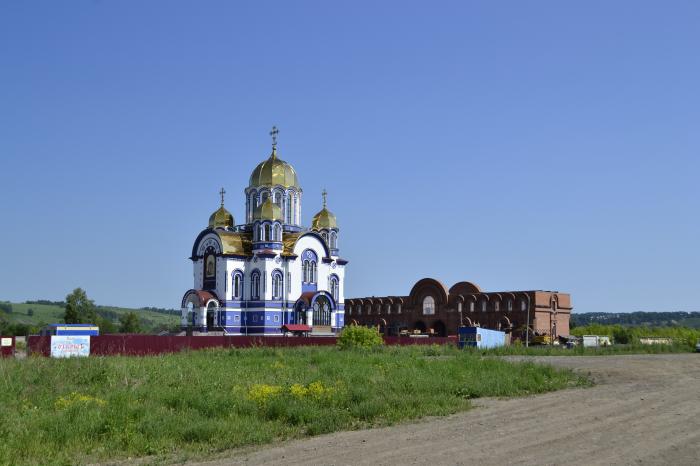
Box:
[474,342,692,357]
[0,345,586,465]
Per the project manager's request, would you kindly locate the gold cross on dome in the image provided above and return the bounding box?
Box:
[269,126,279,148]
[322,189,327,208]
[219,187,226,206]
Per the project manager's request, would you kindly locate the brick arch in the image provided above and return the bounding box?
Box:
[409,278,450,308]
[449,281,482,296]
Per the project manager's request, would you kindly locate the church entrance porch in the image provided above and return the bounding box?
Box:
[180,289,221,333]
[294,291,337,334]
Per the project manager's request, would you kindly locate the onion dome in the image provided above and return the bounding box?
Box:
[253,197,283,221]
[209,188,235,228]
[249,146,300,189]
[311,189,337,230]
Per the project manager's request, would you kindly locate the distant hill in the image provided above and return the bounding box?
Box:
[571,311,700,329]
[0,300,179,333]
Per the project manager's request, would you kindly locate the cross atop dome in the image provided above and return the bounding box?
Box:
[219,187,226,206]
[322,188,327,208]
[269,126,279,148]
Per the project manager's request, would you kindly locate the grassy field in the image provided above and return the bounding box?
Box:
[0,345,588,465]
[0,302,179,331]
[472,342,694,357]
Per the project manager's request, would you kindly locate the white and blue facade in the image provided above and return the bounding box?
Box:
[180,136,347,335]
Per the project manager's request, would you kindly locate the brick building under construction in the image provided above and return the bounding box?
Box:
[345,278,572,340]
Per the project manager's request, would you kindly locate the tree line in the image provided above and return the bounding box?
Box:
[0,289,180,336]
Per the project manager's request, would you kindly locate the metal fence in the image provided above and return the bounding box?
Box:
[28,334,457,357]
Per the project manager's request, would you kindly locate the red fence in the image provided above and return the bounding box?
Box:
[28,334,457,357]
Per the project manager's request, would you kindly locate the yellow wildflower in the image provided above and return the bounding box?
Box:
[55,392,106,410]
[247,384,282,404]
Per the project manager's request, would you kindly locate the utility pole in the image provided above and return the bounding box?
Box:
[525,293,531,348]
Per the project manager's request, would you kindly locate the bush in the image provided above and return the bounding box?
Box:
[0,303,12,314]
[337,325,384,350]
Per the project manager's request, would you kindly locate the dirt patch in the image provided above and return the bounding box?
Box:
[189,354,700,466]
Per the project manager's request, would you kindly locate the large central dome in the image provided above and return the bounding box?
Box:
[249,147,300,189]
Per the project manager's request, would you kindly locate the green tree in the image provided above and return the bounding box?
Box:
[97,317,117,334]
[612,326,633,344]
[63,288,97,324]
[27,308,34,317]
[118,312,142,334]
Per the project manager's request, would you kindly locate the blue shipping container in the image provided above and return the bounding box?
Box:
[40,324,100,336]
[458,327,506,349]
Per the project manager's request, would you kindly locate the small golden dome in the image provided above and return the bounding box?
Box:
[253,197,283,221]
[209,187,235,229]
[311,190,337,230]
[311,207,337,230]
[209,206,234,229]
[249,147,300,189]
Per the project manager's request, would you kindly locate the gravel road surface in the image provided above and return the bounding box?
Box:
[192,354,700,466]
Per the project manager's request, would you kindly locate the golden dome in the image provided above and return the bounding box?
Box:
[249,147,300,189]
[253,197,283,221]
[209,188,235,228]
[312,207,337,230]
[209,206,234,229]
[311,190,337,230]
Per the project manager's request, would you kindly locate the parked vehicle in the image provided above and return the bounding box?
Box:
[695,340,700,353]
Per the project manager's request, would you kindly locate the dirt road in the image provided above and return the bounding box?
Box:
[194,354,700,466]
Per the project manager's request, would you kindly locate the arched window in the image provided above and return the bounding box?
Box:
[469,301,475,312]
[330,231,337,249]
[385,304,391,315]
[301,250,318,284]
[302,260,309,283]
[232,271,243,299]
[286,193,292,224]
[330,275,339,302]
[272,270,283,300]
[521,299,527,311]
[264,224,271,242]
[396,303,401,314]
[251,271,261,300]
[258,225,264,242]
[321,232,328,243]
[422,296,435,315]
[261,191,269,203]
[481,300,487,312]
[494,301,500,312]
[248,193,255,221]
[274,224,282,241]
[458,302,463,313]
[507,300,513,311]
[357,305,362,315]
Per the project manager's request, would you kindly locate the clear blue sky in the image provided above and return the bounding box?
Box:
[1,1,698,313]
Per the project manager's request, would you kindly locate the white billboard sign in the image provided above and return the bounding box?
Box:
[50,335,91,358]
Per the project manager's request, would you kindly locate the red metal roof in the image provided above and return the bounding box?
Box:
[282,324,311,332]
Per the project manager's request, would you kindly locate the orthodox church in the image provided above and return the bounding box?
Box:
[180,128,347,334]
